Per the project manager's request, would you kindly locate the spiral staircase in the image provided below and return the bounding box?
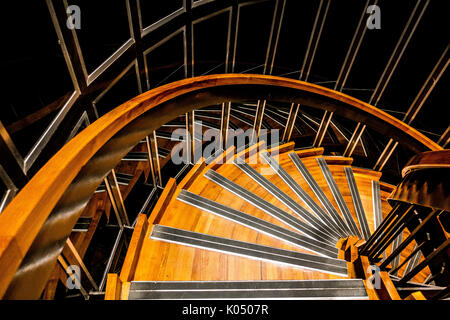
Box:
[100,138,447,300]
[0,75,448,301]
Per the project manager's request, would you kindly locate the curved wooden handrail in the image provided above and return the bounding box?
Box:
[402,150,450,177]
[0,74,442,299]
[390,150,450,211]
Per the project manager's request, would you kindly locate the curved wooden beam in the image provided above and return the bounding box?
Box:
[0,74,441,299]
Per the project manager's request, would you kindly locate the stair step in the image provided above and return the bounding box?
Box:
[128,279,368,300]
[115,172,133,185]
[344,167,371,240]
[259,151,344,238]
[233,159,340,243]
[289,153,351,237]
[177,189,339,258]
[72,217,92,232]
[156,130,202,142]
[204,169,337,245]
[122,152,148,162]
[317,157,362,238]
[150,225,348,276]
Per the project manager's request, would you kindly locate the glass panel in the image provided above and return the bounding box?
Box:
[71,0,132,73]
[377,1,448,120]
[140,0,184,29]
[343,0,418,102]
[381,144,416,185]
[411,70,449,143]
[263,101,290,146]
[271,0,320,78]
[307,0,367,88]
[94,65,140,117]
[1,1,74,157]
[361,127,392,169]
[233,1,275,73]
[325,113,359,156]
[156,114,189,184]
[145,31,185,88]
[193,10,229,76]
[195,105,222,161]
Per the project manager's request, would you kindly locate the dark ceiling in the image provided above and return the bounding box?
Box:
[0,0,448,194]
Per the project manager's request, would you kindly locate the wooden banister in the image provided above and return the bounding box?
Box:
[390,150,450,212]
[0,74,442,299]
[402,150,450,177]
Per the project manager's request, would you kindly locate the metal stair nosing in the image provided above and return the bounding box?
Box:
[177,189,339,258]
[233,159,341,243]
[150,224,348,277]
[289,152,353,238]
[204,169,338,246]
[128,279,369,300]
[344,166,371,240]
[316,157,362,238]
[259,151,345,239]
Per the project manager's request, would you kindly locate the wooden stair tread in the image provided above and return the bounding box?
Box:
[121,145,429,295]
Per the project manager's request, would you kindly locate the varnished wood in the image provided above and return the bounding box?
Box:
[322,156,353,166]
[352,167,382,180]
[131,150,381,284]
[0,74,440,298]
[147,178,177,225]
[205,146,235,171]
[349,255,379,300]
[267,141,295,155]
[293,147,324,158]
[402,150,450,177]
[119,214,149,283]
[178,157,206,190]
[105,273,122,300]
[404,291,426,300]
[377,271,401,300]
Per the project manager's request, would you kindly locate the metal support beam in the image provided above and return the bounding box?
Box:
[313,0,375,147]
[66,239,99,291]
[126,0,147,92]
[145,132,162,187]
[51,0,88,92]
[219,2,238,150]
[0,121,27,189]
[251,100,267,143]
[99,228,124,292]
[253,0,285,142]
[373,45,449,171]
[344,0,430,157]
[104,170,130,227]
[185,0,194,78]
[57,255,89,300]
[263,0,286,76]
[220,102,231,149]
[186,111,197,164]
[282,0,330,142]
[437,126,450,148]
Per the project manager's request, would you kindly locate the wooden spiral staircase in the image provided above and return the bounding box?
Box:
[0,75,447,300]
[105,141,442,300]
